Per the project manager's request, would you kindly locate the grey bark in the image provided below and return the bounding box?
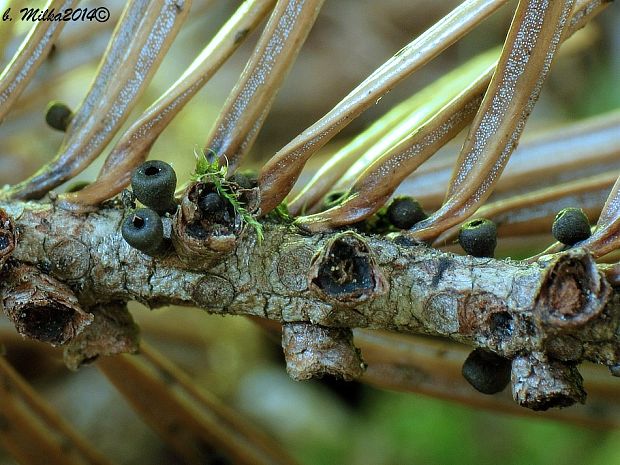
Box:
[1,200,618,409]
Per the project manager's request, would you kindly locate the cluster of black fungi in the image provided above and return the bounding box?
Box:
[121,160,178,257]
[114,150,592,394]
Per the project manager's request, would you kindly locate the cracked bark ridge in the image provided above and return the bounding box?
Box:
[309,231,387,307]
[511,352,586,411]
[1,264,93,346]
[282,323,366,381]
[0,208,15,270]
[63,302,140,370]
[172,180,259,269]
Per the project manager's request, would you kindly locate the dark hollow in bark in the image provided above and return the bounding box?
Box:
[535,248,610,329]
[172,180,261,269]
[1,264,93,346]
[172,182,243,268]
[282,323,366,381]
[309,231,387,306]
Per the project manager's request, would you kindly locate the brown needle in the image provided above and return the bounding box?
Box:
[0,0,78,125]
[408,0,576,241]
[204,0,325,173]
[59,0,276,211]
[295,67,492,232]
[7,0,190,200]
[258,0,510,215]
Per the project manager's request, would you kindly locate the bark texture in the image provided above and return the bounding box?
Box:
[0,200,618,409]
[282,323,366,381]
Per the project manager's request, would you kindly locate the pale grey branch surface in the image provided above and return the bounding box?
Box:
[0,202,618,350]
[2,201,618,370]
